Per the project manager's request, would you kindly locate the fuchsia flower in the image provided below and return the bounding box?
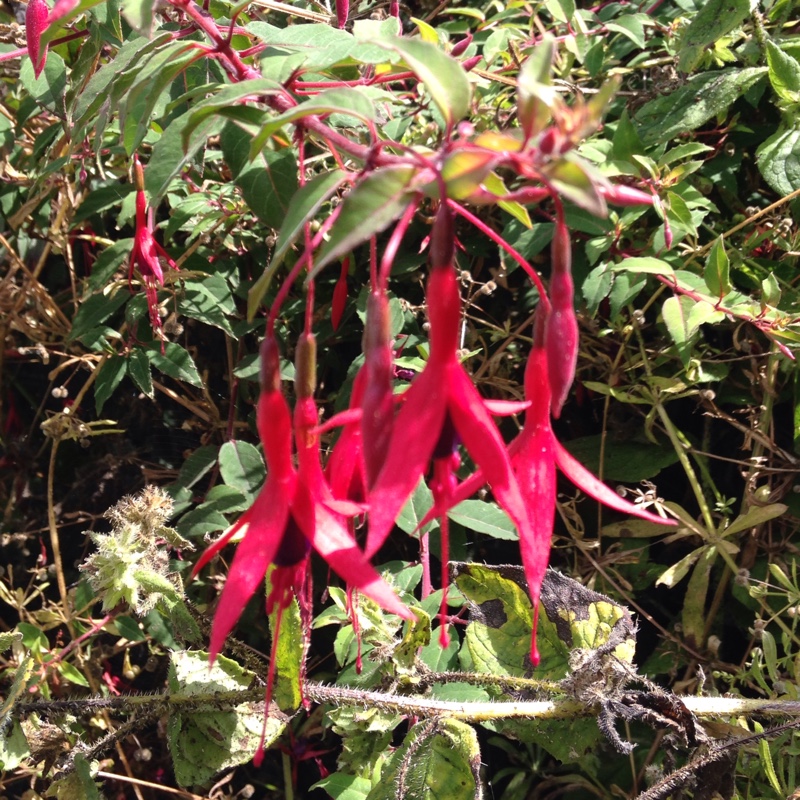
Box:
[129,157,178,352]
[26,0,49,78]
[365,206,534,642]
[194,335,412,662]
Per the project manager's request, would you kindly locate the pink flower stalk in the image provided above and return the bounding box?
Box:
[336,0,348,28]
[365,206,534,641]
[129,157,177,352]
[26,0,49,79]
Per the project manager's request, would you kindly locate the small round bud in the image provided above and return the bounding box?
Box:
[706,635,721,656]
[480,281,497,295]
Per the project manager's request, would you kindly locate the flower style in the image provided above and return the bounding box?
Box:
[129,157,178,352]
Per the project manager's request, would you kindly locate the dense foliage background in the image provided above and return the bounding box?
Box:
[3,0,800,797]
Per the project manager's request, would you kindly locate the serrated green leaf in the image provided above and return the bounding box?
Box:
[757,122,800,196]
[365,719,480,800]
[376,37,471,129]
[68,290,129,343]
[127,349,153,397]
[635,68,767,146]
[167,650,284,787]
[677,0,750,73]
[267,569,303,712]
[309,165,417,279]
[767,39,800,103]
[704,235,730,297]
[146,343,203,387]
[94,355,127,415]
[218,440,265,500]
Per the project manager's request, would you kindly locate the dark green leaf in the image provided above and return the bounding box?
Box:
[68,290,129,343]
[127,348,153,397]
[94,355,127,415]
[146,343,203,387]
[676,0,750,73]
[757,122,800,195]
[218,440,265,500]
[635,68,767,146]
[767,41,800,103]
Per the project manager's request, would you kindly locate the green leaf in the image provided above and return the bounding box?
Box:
[605,14,648,49]
[662,295,698,366]
[365,719,480,800]
[176,506,232,540]
[611,256,674,276]
[127,349,153,397]
[542,157,606,217]
[88,239,134,291]
[562,434,679,482]
[757,122,800,196]
[376,37,471,129]
[146,343,203,387]
[167,650,284,788]
[676,0,750,73]
[267,571,303,712]
[396,478,436,535]
[517,36,555,139]
[762,272,781,307]
[20,53,67,114]
[222,121,298,227]
[121,0,155,34]
[310,165,417,278]
[218,440,266,501]
[454,563,567,678]
[312,774,373,800]
[448,499,517,540]
[146,107,226,205]
[180,276,237,336]
[67,290,129,343]
[635,68,767,146]
[704,235,731,297]
[74,182,136,225]
[0,720,30,772]
[767,40,800,104]
[249,87,377,159]
[682,546,717,646]
[120,42,199,155]
[655,546,705,587]
[183,78,282,148]
[723,503,787,537]
[57,661,91,688]
[94,355,127,415]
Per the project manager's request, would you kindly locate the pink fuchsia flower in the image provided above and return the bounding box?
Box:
[128,157,177,351]
[26,0,49,78]
[423,307,675,663]
[365,206,534,641]
[194,335,412,660]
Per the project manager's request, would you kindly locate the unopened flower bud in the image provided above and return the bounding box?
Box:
[260,335,282,394]
[450,33,473,57]
[26,0,49,79]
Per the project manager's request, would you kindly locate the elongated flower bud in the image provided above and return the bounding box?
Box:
[600,184,654,207]
[26,0,49,79]
[336,0,348,28]
[450,33,472,57]
[545,217,578,418]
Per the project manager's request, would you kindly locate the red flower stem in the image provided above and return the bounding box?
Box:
[369,235,378,289]
[379,198,421,290]
[449,201,550,309]
[266,211,339,335]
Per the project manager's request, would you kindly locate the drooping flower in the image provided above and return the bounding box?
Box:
[26,0,49,79]
[193,335,411,661]
[422,306,676,663]
[128,157,178,352]
[365,205,534,641]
